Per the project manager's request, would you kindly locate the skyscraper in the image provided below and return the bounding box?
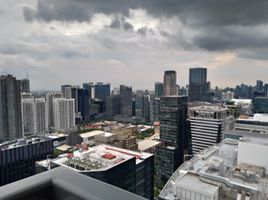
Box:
[135,91,150,123]
[188,67,211,102]
[120,85,133,117]
[45,92,62,132]
[163,71,177,96]
[22,98,35,136]
[94,82,110,100]
[61,85,72,99]
[53,98,75,131]
[83,82,94,99]
[189,106,231,154]
[22,98,46,136]
[77,88,90,121]
[0,75,22,141]
[256,80,264,91]
[155,82,164,98]
[155,96,188,186]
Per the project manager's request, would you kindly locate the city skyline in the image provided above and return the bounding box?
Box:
[1,0,268,90]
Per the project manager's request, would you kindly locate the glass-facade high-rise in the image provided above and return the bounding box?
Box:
[94,82,110,100]
[155,96,188,186]
[155,82,164,98]
[188,67,211,102]
[120,85,133,117]
[253,97,268,113]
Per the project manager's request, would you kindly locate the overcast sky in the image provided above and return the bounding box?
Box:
[1,0,268,90]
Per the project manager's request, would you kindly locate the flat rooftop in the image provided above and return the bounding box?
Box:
[159,137,268,200]
[237,113,268,123]
[0,136,50,150]
[52,144,152,172]
[138,140,161,151]
[189,105,228,112]
[79,130,108,138]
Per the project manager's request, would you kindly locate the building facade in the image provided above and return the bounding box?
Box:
[0,136,53,186]
[188,68,211,102]
[189,106,231,154]
[0,75,22,141]
[53,98,75,131]
[155,82,164,98]
[120,85,133,117]
[163,71,177,96]
[253,97,268,113]
[22,98,46,136]
[155,96,188,186]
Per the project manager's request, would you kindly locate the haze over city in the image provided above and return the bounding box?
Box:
[1,0,268,90]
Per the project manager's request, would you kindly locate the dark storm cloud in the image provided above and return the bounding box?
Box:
[24,0,268,26]
[22,0,268,59]
[193,26,268,51]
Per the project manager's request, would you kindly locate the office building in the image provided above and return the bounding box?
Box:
[256,80,264,91]
[106,95,121,118]
[120,85,133,117]
[264,84,268,96]
[61,85,72,99]
[159,137,268,200]
[230,113,268,135]
[150,97,160,124]
[163,70,177,96]
[253,97,268,113]
[0,75,22,141]
[83,82,94,99]
[77,88,90,121]
[159,96,188,144]
[94,82,110,100]
[22,98,46,136]
[135,91,150,123]
[45,92,62,132]
[53,98,75,131]
[37,144,154,200]
[0,136,53,186]
[189,105,232,154]
[188,67,211,102]
[155,82,164,98]
[155,96,188,186]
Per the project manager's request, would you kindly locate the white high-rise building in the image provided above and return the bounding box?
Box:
[53,98,75,131]
[45,92,62,132]
[22,98,46,136]
[22,98,35,136]
[34,98,46,135]
[189,105,233,154]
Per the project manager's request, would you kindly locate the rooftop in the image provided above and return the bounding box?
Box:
[79,130,108,138]
[0,136,50,151]
[138,140,161,152]
[51,144,152,172]
[159,137,268,200]
[189,105,228,112]
[231,98,252,105]
[237,113,268,123]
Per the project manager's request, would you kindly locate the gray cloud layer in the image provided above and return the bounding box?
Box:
[23,0,268,54]
[1,0,268,90]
